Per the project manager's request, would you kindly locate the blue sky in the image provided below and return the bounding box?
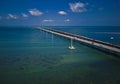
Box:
[0,0,120,26]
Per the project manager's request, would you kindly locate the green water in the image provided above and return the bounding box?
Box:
[0,27,120,84]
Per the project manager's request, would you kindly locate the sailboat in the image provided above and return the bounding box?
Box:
[69,38,75,50]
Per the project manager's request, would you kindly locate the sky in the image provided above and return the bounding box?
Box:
[0,0,120,26]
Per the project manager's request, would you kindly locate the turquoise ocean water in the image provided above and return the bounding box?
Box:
[0,26,120,84]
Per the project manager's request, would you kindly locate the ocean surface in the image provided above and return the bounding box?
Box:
[0,26,120,84]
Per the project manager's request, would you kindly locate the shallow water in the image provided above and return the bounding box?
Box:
[0,27,120,84]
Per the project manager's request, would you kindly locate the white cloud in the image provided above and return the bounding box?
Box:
[58,11,67,15]
[43,19,54,22]
[29,8,43,16]
[7,14,17,19]
[22,13,28,17]
[64,19,70,22]
[69,2,87,13]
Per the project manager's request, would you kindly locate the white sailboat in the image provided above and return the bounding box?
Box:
[69,38,75,50]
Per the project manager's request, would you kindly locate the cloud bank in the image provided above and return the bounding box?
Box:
[7,14,17,19]
[22,13,28,17]
[69,2,87,13]
[58,11,67,15]
[64,19,70,22]
[29,8,43,16]
[43,19,54,22]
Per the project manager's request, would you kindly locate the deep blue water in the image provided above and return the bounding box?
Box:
[0,26,120,84]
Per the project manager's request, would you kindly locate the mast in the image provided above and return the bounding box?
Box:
[71,38,73,47]
[69,37,75,50]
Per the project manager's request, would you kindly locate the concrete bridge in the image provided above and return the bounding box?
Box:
[37,27,120,57]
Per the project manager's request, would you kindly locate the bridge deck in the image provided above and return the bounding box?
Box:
[37,27,120,57]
